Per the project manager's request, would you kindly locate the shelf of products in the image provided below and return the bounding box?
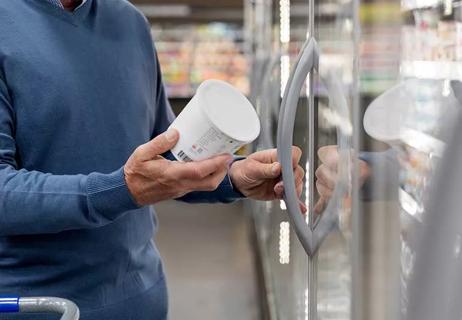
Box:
[359,3,402,95]
[151,23,249,98]
[401,14,462,79]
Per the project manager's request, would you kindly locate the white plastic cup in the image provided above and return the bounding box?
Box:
[169,79,261,162]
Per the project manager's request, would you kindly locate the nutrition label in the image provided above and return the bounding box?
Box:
[187,127,240,158]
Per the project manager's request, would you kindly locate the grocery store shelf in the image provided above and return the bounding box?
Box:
[135,4,244,22]
[399,187,423,222]
[400,128,445,157]
[400,61,462,80]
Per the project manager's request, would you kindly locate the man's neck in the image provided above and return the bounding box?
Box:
[60,0,83,11]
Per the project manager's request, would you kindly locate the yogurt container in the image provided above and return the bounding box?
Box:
[169,79,261,162]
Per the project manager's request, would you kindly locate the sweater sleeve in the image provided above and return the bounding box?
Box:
[0,77,140,236]
[359,149,400,201]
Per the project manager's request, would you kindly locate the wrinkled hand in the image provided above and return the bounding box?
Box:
[314,145,370,212]
[229,147,305,209]
[124,129,233,206]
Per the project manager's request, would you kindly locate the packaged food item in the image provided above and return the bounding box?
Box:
[169,79,260,162]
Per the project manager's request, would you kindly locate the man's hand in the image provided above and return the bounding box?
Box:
[314,145,370,212]
[124,129,233,206]
[229,147,305,203]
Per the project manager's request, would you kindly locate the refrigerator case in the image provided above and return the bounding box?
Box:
[247,0,461,319]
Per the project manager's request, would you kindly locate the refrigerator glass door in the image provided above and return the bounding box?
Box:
[248,1,310,319]
[310,0,355,318]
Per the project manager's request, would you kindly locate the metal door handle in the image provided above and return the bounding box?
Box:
[0,296,80,320]
[277,37,351,256]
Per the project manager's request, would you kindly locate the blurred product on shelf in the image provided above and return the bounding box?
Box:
[151,23,249,97]
[359,3,402,94]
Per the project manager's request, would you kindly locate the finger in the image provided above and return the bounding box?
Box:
[274,183,284,198]
[273,179,303,198]
[317,145,339,169]
[314,198,326,214]
[250,147,302,168]
[273,164,303,187]
[171,154,233,180]
[248,148,278,163]
[299,200,308,214]
[315,165,336,189]
[316,180,333,199]
[295,166,305,183]
[292,146,302,168]
[296,180,303,197]
[134,129,180,162]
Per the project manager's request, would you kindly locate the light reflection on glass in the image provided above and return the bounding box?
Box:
[279,0,290,96]
[279,221,291,264]
[279,0,290,44]
[281,55,290,96]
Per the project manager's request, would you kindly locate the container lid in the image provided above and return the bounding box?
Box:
[363,81,412,142]
[198,79,261,142]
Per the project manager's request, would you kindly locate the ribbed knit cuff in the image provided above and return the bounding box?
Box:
[87,167,141,220]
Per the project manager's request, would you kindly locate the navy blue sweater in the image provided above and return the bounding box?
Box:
[0,1,242,319]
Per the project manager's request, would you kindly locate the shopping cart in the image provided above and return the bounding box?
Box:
[0,296,79,319]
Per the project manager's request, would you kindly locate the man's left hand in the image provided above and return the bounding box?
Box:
[229,147,305,202]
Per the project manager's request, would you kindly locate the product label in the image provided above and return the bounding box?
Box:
[191,127,240,157]
[170,106,246,161]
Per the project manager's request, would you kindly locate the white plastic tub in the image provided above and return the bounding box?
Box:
[169,79,261,162]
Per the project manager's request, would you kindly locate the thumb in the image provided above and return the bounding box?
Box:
[135,129,179,162]
[246,161,281,180]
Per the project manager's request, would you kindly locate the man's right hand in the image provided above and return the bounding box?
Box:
[124,129,233,206]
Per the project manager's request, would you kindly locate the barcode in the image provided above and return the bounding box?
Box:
[178,150,193,162]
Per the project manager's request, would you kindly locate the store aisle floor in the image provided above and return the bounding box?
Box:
[154,201,261,320]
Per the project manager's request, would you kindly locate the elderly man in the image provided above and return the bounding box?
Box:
[0,0,304,319]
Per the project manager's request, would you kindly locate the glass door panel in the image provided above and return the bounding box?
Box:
[247,1,310,319]
[313,0,355,318]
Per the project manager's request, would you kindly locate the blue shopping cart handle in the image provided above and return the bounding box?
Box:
[0,296,20,313]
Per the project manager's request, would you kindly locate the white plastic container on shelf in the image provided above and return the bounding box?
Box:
[169,79,260,162]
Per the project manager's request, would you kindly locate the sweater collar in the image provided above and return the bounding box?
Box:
[33,0,94,22]
[45,0,88,10]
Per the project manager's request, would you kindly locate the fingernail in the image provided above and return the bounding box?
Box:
[165,129,178,142]
[271,163,280,175]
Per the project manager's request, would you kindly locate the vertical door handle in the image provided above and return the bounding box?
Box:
[277,37,351,256]
[0,297,80,320]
